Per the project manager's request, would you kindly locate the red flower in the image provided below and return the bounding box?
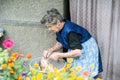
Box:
[2,39,14,49]
[83,70,90,77]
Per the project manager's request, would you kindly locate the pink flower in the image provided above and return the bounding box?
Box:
[2,39,14,49]
[83,70,90,77]
[19,53,24,58]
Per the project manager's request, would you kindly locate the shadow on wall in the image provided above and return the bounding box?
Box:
[63,0,70,20]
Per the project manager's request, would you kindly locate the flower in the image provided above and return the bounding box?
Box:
[2,39,14,49]
[10,70,15,75]
[90,64,95,69]
[28,60,96,80]
[0,39,32,80]
[17,75,22,80]
[1,52,32,80]
[76,66,82,71]
[67,58,73,63]
[77,77,84,80]
[26,77,30,80]
[83,70,90,77]
[0,39,101,80]
[23,61,29,66]
[47,71,54,79]
[96,78,103,80]
[37,73,43,79]
[34,63,39,68]
[0,48,9,69]
[2,64,7,69]
[1,52,32,79]
[27,54,32,59]
[65,63,71,69]
[22,73,27,78]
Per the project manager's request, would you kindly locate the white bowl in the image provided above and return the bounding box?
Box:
[29,57,66,72]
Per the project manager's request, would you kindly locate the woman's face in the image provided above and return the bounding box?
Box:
[46,21,62,33]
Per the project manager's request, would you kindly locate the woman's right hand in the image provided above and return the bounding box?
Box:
[43,42,62,58]
[43,49,53,58]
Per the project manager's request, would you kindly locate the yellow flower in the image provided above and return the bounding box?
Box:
[8,62,14,68]
[70,71,76,76]
[67,58,73,63]
[69,68,74,72]
[69,76,76,80]
[34,63,39,68]
[56,72,61,77]
[41,69,45,72]
[37,73,43,80]
[90,64,95,69]
[66,63,71,69]
[31,76,36,80]
[54,67,58,72]
[96,78,102,80]
[2,64,7,69]
[76,66,82,71]
[60,68,66,73]
[47,71,54,79]
[54,77,62,80]
[76,77,84,80]
[26,77,30,80]
[31,69,37,74]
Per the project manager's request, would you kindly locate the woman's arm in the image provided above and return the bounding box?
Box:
[59,49,82,58]
[50,41,63,52]
[48,32,83,60]
[43,41,63,58]
[48,49,82,61]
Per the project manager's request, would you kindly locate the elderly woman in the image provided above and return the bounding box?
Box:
[40,8,103,78]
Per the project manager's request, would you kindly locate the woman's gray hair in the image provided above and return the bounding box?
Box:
[41,8,64,25]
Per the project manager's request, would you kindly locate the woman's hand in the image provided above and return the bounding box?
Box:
[48,52,60,61]
[43,49,53,58]
[43,42,63,59]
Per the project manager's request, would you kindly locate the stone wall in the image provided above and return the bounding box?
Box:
[0,0,64,21]
[0,0,69,58]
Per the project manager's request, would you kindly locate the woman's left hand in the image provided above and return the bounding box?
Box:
[48,52,60,61]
